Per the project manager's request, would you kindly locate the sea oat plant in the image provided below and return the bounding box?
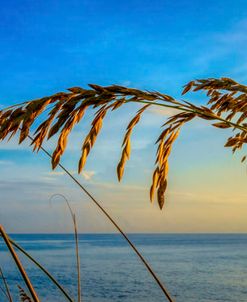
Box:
[0,77,246,209]
[1,77,247,302]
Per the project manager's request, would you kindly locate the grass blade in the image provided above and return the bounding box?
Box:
[30,136,175,302]
[0,267,13,302]
[50,194,81,302]
[0,225,40,302]
[0,234,74,302]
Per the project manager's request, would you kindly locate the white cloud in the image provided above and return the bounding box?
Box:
[86,180,146,193]
[81,170,95,180]
[47,169,95,181]
[48,171,71,176]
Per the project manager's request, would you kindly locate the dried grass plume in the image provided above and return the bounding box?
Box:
[0,78,246,209]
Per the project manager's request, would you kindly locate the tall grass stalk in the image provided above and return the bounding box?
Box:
[28,135,175,302]
[50,194,81,302]
[0,284,11,300]
[0,234,74,302]
[2,78,246,301]
[1,78,246,209]
[0,225,40,302]
[0,266,13,302]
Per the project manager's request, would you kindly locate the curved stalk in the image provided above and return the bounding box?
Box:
[27,134,175,302]
[50,194,81,302]
[127,99,247,133]
[1,81,246,302]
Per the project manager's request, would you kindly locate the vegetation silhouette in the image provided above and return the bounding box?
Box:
[1,77,246,209]
[0,77,246,301]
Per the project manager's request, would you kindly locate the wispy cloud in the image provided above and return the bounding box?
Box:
[88,180,146,192]
[48,171,71,176]
[81,170,95,180]
[47,169,95,180]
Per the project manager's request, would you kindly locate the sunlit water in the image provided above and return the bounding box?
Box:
[0,234,246,301]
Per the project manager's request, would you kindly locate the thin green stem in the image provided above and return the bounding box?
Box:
[2,235,74,302]
[0,267,13,302]
[74,215,81,302]
[0,225,40,302]
[50,194,81,302]
[27,135,175,302]
[12,242,74,301]
[0,284,10,300]
[127,99,247,133]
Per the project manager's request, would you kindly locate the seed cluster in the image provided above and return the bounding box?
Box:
[18,285,32,302]
[0,78,246,209]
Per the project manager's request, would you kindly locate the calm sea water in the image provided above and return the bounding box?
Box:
[0,234,246,302]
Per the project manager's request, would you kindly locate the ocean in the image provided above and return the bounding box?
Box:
[0,234,246,302]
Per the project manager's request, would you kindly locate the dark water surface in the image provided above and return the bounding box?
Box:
[0,234,246,301]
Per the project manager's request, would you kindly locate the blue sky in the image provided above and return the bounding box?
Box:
[1,0,247,233]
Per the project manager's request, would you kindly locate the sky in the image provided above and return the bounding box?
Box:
[0,0,247,233]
